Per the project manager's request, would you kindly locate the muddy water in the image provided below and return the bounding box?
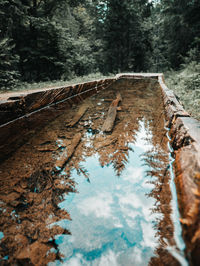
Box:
[0,79,187,265]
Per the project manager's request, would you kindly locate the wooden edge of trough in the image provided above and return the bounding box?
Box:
[158,74,200,265]
[1,73,200,263]
[0,77,116,126]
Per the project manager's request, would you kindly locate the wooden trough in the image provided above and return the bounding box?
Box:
[0,73,200,265]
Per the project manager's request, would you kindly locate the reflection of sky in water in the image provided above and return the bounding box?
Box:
[0,232,4,241]
[49,121,161,266]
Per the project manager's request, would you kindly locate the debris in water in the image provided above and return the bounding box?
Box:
[66,102,89,127]
[102,92,122,132]
[55,133,82,171]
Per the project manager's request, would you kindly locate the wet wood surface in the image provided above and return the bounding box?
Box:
[102,92,122,132]
[55,133,82,170]
[66,104,89,127]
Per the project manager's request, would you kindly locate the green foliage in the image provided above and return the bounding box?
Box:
[0,37,20,89]
[0,0,199,90]
[181,47,200,66]
[103,0,151,73]
[150,0,200,70]
[3,72,113,93]
[0,0,22,89]
[165,61,200,120]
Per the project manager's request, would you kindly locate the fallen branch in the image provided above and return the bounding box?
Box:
[55,133,82,171]
[102,93,122,132]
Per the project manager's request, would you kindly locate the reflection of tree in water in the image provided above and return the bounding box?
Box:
[69,78,181,265]
[146,154,181,265]
[95,118,139,176]
[142,149,178,265]
[72,78,162,177]
[0,78,176,265]
[140,112,180,265]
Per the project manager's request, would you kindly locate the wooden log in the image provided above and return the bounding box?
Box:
[66,104,88,127]
[102,93,122,133]
[55,133,82,171]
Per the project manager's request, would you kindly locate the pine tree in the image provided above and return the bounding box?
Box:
[0,0,21,89]
[0,38,20,89]
[156,0,200,69]
[103,0,151,73]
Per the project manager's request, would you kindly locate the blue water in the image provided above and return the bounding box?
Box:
[0,232,4,241]
[49,121,162,266]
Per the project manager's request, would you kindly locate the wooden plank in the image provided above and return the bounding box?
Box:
[102,93,122,133]
[55,133,82,171]
[66,104,88,127]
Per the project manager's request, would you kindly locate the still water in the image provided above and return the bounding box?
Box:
[50,121,159,265]
[49,120,186,266]
[0,79,187,265]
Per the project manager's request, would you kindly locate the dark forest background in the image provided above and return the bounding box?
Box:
[0,0,200,90]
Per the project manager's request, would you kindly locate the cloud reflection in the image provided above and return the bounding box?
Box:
[49,120,161,265]
[78,193,113,219]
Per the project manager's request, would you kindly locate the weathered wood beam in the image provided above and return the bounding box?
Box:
[66,104,88,127]
[102,93,122,133]
[55,133,82,171]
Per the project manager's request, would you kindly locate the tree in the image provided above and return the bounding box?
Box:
[0,38,20,89]
[154,0,200,69]
[103,0,151,73]
[0,0,22,89]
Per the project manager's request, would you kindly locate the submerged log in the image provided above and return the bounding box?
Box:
[102,93,122,133]
[66,104,88,127]
[55,133,82,171]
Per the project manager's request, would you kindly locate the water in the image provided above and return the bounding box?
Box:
[165,130,188,266]
[0,79,187,265]
[49,121,160,265]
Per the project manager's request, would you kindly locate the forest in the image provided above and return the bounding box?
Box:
[0,0,200,93]
[0,2,200,265]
